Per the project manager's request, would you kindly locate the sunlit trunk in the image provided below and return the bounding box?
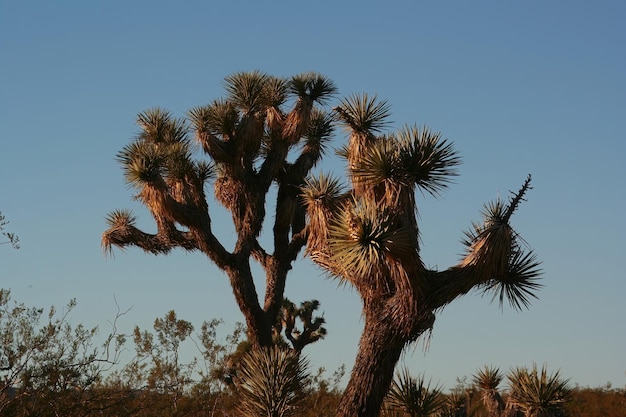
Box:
[335,315,405,417]
[336,303,433,417]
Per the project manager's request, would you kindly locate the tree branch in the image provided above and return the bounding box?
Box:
[102,223,197,255]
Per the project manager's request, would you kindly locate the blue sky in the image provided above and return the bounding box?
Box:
[1,0,624,390]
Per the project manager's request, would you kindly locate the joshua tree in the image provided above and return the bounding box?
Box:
[302,93,541,417]
[506,364,571,417]
[103,71,335,349]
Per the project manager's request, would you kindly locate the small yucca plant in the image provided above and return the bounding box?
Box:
[506,363,571,417]
[236,346,309,417]
[473,366,505,417]
[385,367,446,417]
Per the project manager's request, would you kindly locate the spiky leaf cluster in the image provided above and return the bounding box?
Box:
[507,364,571,417]
[395,125,461,196]
[116,109,208,192]
[473,366,506,417]
[348,125,461,198]
[188,99,239,139]
[334,93,392,134]
[385,367,446,417]
[105,209,137,229]
[327,198,414,280]
[302,109,335,156]
[289,72,337,104]
[223,70,273,114]
[461,176,542,311]
[302,174,344,205]
[236,347,309,417]
[473,366,503,390]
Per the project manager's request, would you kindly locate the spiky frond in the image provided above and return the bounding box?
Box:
[473,365,503,390]
[334,93,392,134]
[301,174,344,209]
[350,137,398,186]
[473,366,505,417]
[265,75,289,107]
[164,141,195,182]
[236,347,309,417]
[480,249,543,311]
[117,141,167,188]
[102,209,171,257]
[188,99,239,138]
[223,70,270,114]
[136,108,189,145]
[105,209,137,228]
[385,367,446,417]
[507,364,571,417]
[289,72,337,104]
[305,109,335,144]
[195,160,215,184]
[461,177,542,310]
[327,198,415,278]
[396,125,461,197]
[302,174,345,270]
[461,199,513,273]
[300,109,335,164]
[443,389,468,417]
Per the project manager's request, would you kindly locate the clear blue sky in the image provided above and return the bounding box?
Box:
[2,0,624,390]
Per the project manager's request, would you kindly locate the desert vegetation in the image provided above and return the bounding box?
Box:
[1,292,624,417]
[5,71,617,417]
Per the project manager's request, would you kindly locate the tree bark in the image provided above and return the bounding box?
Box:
[336,306,432,417]
[225,261,273,347]
[336,317,404,417]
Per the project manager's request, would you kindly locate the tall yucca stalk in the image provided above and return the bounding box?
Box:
[507,364,571,417]
[236,347,310,417]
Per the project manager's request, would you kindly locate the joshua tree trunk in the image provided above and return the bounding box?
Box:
[338,319,404,417]
[224,261,274,347]
[337,307,435,417]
